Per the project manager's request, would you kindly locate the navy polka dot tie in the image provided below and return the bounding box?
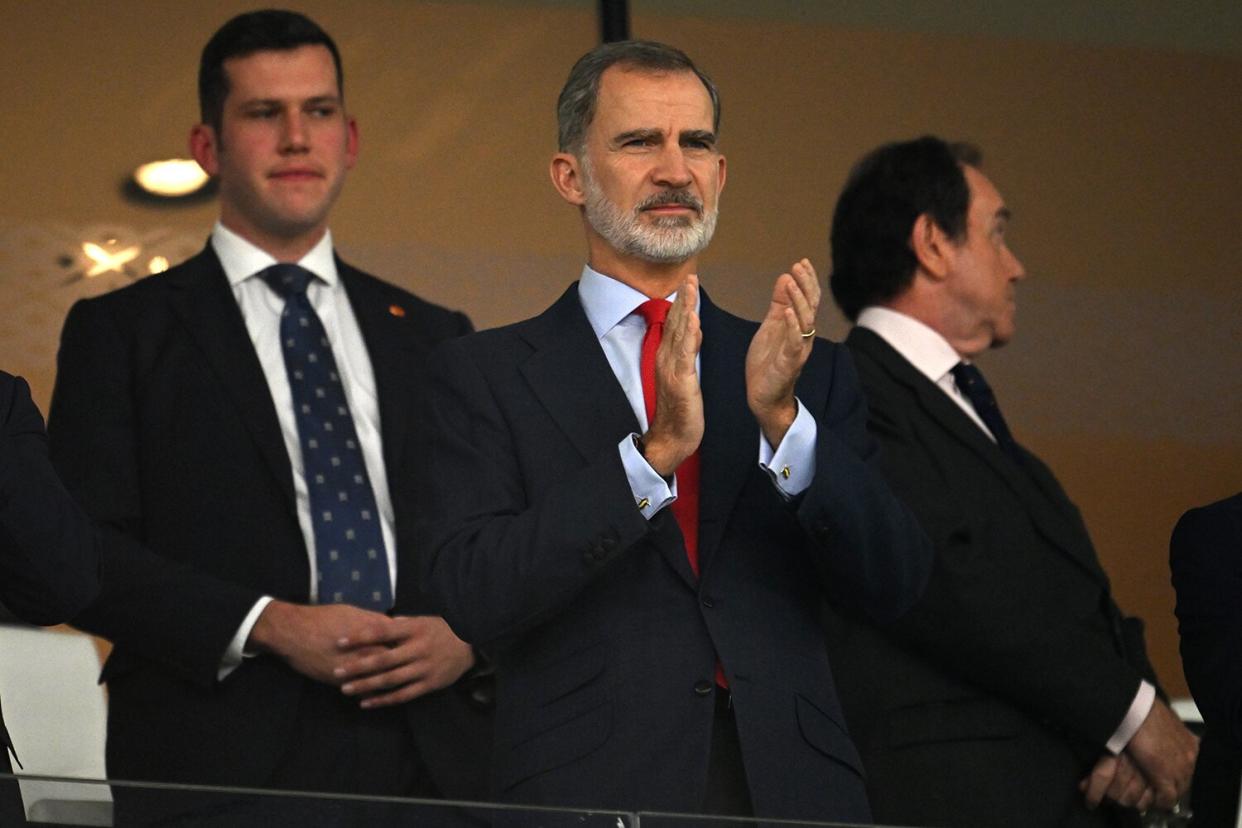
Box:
[262,264,392,609]
[950,361,1024,465]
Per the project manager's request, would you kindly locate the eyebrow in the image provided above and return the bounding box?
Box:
[610,128,718,147]
[238,94,341,108]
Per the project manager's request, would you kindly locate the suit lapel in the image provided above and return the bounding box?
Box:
[520,285,698,588]
[166,247,295,510]
[339,262,416,472]
[847,327,1107,582]
[696,295,757,574]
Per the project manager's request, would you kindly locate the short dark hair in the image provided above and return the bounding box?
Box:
[198,9,344,133]
[556,39,720,153]
[829,136,982,321]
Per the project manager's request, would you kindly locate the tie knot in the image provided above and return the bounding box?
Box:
[261,264,314,299]
[635,297,672,328]
[950,361,991,394]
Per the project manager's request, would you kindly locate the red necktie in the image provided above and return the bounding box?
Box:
[635,299,725,688]
[636,298,701,576]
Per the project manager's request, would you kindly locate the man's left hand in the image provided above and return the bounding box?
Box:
[746,258,820,447]
[333,615,476,708]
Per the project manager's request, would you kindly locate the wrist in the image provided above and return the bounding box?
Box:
[637,431,684,478]
[753,399,797,447]
[248,599,296,655]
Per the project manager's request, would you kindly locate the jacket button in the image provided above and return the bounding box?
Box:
[693,680,713,696]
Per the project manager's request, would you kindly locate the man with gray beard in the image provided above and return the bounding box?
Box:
[412,40,932,821]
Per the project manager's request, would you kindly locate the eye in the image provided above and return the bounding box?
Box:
[308,104,338,118]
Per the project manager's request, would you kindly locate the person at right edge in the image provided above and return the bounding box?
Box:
[823,135,1198,827]
[1171,492,1242,827]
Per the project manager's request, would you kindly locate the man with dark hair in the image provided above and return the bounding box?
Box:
[49,9,488,824]
[414,40,931,822]
[825,135,1198,827]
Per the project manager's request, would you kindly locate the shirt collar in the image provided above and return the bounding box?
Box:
[210,221,339,289]
[577,264,698,339]
[856,305,966,384]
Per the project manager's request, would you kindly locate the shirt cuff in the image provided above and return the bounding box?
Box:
[618,434,675,520]
[759,398,817,498]
[218,595,275,682]
[1107,680,1157,754]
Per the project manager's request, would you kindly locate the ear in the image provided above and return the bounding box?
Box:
[550,152,586,207]
[716,152,727,196]
[344,115,359,170]
[910,213,955,281]
[189,123,219,177]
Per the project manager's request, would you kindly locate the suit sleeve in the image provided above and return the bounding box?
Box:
[795,345,933,624]
[49,299,264,688]
[1171,500,1242,750]
[859,385,1144,749]
[414,337,655,647]
[0,374,99,623]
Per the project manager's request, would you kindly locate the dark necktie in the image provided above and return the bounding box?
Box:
[636,298,702,575]
[261,264,392,609]
[950,361,1024,464]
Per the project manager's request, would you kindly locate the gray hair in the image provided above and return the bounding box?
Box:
[556,40,721,154]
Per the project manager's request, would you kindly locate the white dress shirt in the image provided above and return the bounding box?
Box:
[856,305,1154,754]
[577,265,817,519]
[212,223,398,677]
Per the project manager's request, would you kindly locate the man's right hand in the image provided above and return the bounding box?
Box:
[1124,697,1200,810]
[640,274,704,477]
[246,600,394,685]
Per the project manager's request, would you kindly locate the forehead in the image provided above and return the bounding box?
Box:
[591,66,714,135]
[222,44,339,102]
[963,165,1005,224]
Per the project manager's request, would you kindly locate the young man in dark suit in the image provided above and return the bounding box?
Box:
[825,135,1198,827]
[48,11,487,824]
[1,371,102,826]
[1171,492,1242,826]
[414,41,932,823]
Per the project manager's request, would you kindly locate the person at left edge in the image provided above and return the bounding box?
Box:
[47,10,487,824]
[414,40,932,823]
[1,371,102,827]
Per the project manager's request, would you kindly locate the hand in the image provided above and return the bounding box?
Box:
[1080,752,1155,811]
[247,600,393,685]
[745,258,819,447]
[1124,698,1200,810]
[333,615,476,709]
[641,275,704,477]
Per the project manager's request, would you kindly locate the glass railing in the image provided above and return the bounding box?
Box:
[0,771,889,827]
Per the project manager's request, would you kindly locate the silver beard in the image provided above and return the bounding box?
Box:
[580,157,718,264]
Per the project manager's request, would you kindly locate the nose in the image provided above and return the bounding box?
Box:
[279,110,309,153]
[651,144,692,189]
[1006,244,1026,280]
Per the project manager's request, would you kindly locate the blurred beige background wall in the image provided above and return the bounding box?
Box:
[0,0,1238,697]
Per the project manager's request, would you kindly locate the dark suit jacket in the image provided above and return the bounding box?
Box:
[0,371,101,826]
[46,246,489,812]
[414,284,932,822]
[826,327,1159,828]
[1171,492,1242,828]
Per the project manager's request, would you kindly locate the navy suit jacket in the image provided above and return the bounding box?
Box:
[47,246,489,815]
[415,284,931,822]
[827,327,1160,828]
[1171,492,1242,827]
[0,371,101,826]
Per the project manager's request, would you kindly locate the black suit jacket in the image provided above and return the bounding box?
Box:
[0,371,101,826]
[47,246,488,809]
[826,327,1159,828]
[414,284,931,822]
[1171,492,1242,827]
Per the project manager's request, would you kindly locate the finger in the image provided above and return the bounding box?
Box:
[335,642,424,681]
[784,278,816,336]
[1151,780,1179,811]
[342,662,426,697]
[335,617,398,649]
[1135,788,1154,812]
[1082,759,1115,808]
[789,258,821,312]
[359,678,434,709]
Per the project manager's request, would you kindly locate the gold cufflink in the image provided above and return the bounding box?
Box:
[780,465,791,479]
[637,497,650,509]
